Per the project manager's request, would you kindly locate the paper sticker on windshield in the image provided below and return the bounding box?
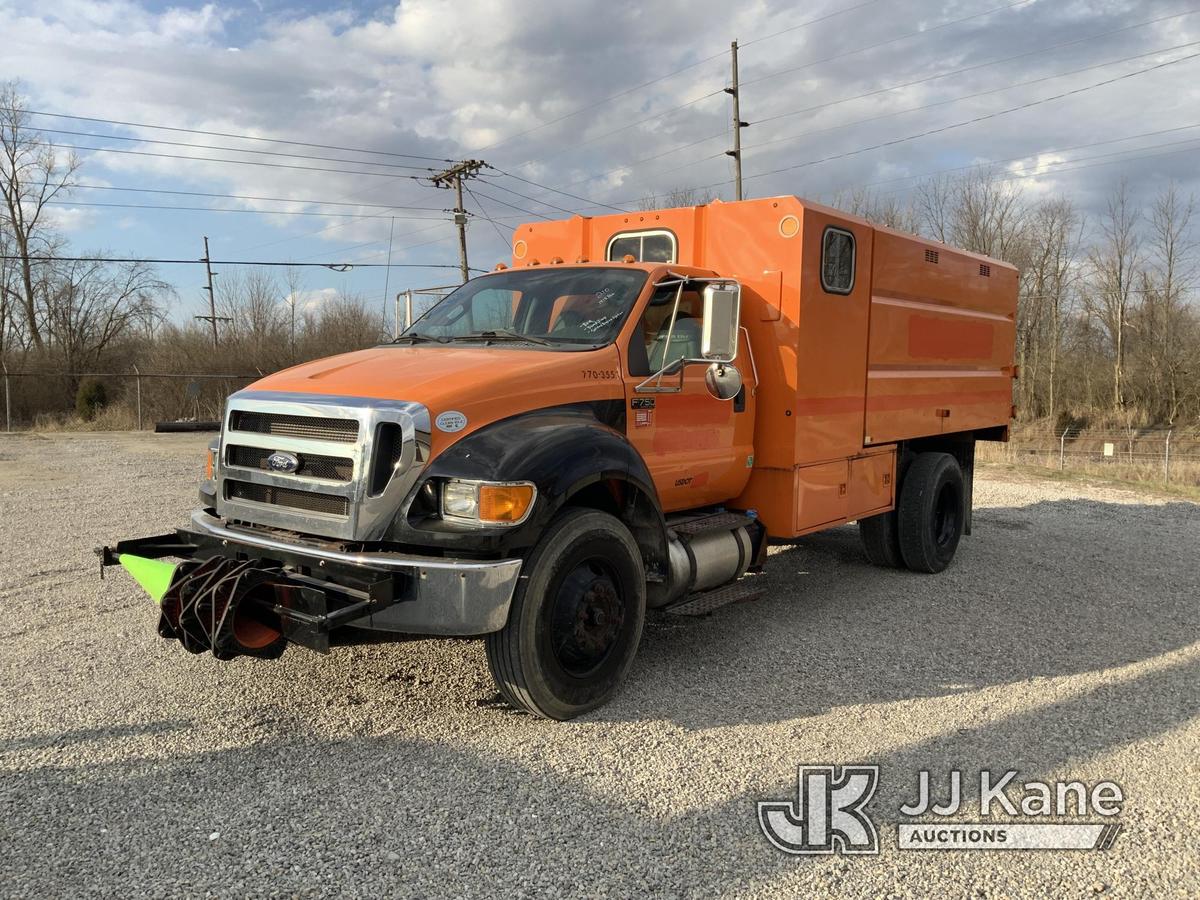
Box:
[436,411,468,433]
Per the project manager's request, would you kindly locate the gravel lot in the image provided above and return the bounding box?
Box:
[1,432,1198,898]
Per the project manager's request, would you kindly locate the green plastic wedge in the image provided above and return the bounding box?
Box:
[118,554,180,605]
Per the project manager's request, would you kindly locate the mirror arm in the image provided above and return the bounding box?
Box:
[738,325,756,392]
[635,357,684,393]
[654,281,686,389]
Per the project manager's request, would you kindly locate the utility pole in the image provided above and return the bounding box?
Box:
[194,236,230,349]
[430,160,485,283]
[725,40,748,201]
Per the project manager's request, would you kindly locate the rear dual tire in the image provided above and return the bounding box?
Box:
[859,451,965,574]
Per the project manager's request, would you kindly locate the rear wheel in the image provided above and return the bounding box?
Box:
[485,508,646,720]
[859,510,903,568]
[897,452,965,574]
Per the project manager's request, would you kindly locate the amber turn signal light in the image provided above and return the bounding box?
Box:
[478,483,535,524]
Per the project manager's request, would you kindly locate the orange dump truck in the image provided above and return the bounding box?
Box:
[100,197,1017,719]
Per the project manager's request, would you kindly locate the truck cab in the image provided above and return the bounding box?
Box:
[102,196,1017,720]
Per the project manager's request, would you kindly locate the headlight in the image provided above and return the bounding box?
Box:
[440,479,536,526]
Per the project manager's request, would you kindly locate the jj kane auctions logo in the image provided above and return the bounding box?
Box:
[758,766,1124,854]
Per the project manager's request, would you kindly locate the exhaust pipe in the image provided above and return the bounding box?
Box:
[119,554,287,660]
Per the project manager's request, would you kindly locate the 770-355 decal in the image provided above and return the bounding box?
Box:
[581,369,619,380]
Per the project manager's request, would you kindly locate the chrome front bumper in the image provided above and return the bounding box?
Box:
[190,510,522,636]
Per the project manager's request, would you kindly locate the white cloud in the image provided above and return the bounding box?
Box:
[0,0,1197,269]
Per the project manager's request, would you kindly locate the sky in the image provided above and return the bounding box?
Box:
[2,0,1199,326]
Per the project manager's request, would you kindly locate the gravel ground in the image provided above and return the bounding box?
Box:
[1,431,1198,899]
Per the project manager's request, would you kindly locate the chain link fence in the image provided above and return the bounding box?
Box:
[2,367,259,432]
[5,364,1199,492]
[984,428,1200,486]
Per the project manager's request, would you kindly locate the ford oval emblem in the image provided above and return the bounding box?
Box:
[267,451,300,474]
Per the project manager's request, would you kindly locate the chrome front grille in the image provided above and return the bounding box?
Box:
[228,410,359,442]
[226,444,354,482]
[225,479,351,517]
[216,391,431,541]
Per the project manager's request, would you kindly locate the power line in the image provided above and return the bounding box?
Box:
[742,39,1200,156]
[745,0,1030,90]
[855,124,1200,193]
[474,0,886,154]
[740,0,887,47]
[750,9,1200,129]
[466,187,554,221]
[487,168,628,213]
[683,49,1200,195]
[286,223,453,262]
[62,144,432,179]
[463,183,516,244]
[536,8,1200,199]
[0,254,469,270]
[11,106,456,162]
[873,139,1200,198]
[240,205,454,254]
[503,0,1038,177]
[71,183,451,211]
[32,127,440,171]
[46,200,452,220]
[474,177,582,216]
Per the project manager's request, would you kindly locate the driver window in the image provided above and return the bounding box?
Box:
[628,283,705,376]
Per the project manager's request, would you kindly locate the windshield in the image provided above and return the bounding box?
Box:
[400,267,648,349]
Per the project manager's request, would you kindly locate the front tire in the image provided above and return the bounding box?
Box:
[897,452,965,574]
[485,508,646,720]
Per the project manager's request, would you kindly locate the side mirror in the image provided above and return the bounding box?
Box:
[701,282,741,362]
[704,363,743,401]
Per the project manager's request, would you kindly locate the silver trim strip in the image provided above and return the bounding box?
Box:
[191,509,518,573]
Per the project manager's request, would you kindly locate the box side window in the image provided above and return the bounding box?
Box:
[821,227,856,295]
[606,229,677,263]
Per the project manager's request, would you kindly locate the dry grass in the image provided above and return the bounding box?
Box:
[978,441,1200,499]
[30,403,142,433]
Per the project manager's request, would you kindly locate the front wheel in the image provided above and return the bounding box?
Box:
[485,508,646,720]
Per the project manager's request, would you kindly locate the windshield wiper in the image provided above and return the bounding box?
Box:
[391,332,448,344]
[457,330,553,346]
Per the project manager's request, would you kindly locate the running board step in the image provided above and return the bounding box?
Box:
[663,582,764,617]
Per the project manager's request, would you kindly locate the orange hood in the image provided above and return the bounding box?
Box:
[244,344,626,448]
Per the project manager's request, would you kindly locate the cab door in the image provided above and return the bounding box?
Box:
[621,280,756,512]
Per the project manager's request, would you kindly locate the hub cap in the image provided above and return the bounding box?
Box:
[550,559,625,676]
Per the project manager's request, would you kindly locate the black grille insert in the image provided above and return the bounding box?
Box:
[229,411,358,442]
[225,480,349,517]
[226,445,353,482]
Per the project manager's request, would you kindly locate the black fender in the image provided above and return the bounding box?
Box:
[385,404,669,573]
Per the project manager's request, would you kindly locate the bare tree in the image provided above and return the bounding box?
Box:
[1086,180,1142,410]
[42,257,166,372]
[282,265,305,364]
[1018,198,1083,421]
[312,291,385,356]
[637,186,717,211]
[1133,184,1196,421]
[0,82,81,351]
[216,268,288,367]
[832,187,919,233]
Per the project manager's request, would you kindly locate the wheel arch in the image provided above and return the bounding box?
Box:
[398,404,670,578]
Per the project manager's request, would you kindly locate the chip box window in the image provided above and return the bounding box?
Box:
[821,226,855,294]
[606,230,677,264]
